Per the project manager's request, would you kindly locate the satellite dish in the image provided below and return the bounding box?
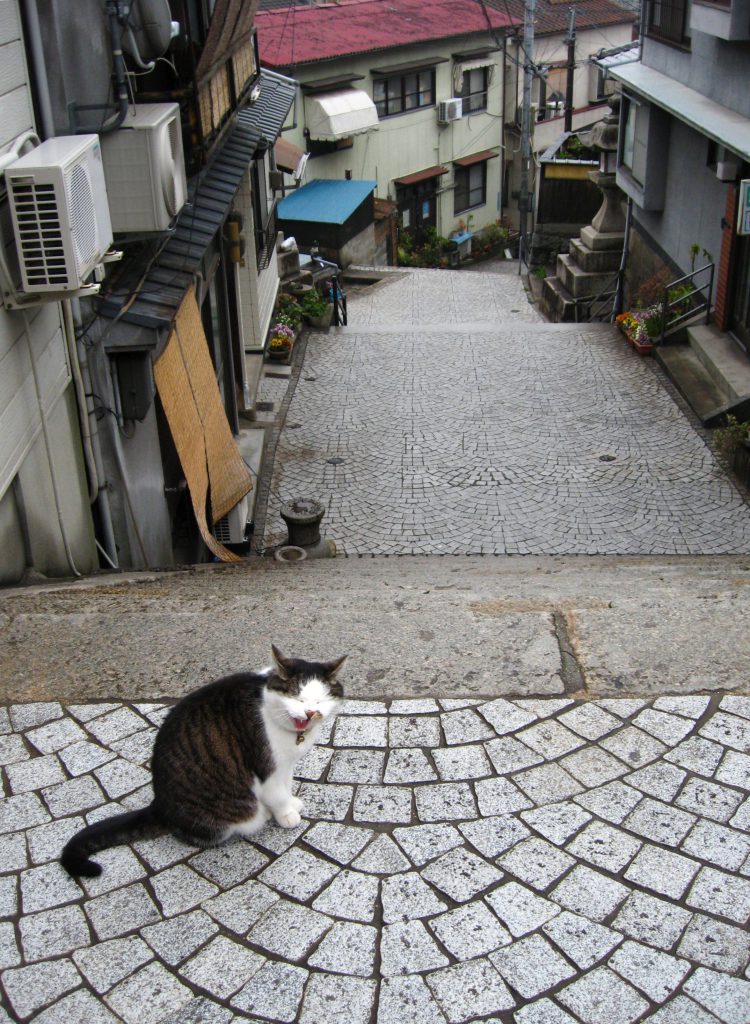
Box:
[123,0,177,67]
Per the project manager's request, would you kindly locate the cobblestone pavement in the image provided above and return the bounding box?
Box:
[260,268,750,555]
[2,694,750,1023]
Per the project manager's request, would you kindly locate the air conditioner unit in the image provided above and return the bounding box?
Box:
[213,494,249,545]
[438,98,463,123]
[6,135,113,294]
[100,103,187,233]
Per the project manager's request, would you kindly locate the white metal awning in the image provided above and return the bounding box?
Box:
[609,61,750,162]
[304,90,379,141]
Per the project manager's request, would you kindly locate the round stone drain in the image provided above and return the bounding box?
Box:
[599,454,617,462]
[274,545,307,564]
[327,457,345,465]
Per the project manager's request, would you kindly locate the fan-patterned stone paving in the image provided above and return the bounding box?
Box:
[1,694,750,1022]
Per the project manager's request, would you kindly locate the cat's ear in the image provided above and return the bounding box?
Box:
[324,654,347,678]
[271,644,294,680]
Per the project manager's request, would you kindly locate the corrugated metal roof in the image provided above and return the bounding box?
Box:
[97,71,296,331]
[454,149,500,166]
[277,178,377,225]
[256,0,518,68]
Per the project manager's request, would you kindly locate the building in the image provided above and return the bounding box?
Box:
[255,0,519,245]
[1,0,297,580]
[606,0,750,413]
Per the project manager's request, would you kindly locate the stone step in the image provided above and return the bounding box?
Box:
[555,254,619,299]
[656,344,730,425]
[687,323,750,402]
[568,237,622,275]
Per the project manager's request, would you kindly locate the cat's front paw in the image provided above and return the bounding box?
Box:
[276,807,302,829]
[290,795,303,813]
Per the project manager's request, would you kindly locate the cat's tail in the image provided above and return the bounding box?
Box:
[61,804,162,877]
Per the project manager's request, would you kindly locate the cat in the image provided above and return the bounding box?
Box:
[61,646,346,877]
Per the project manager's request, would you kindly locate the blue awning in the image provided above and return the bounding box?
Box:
[277,178,377,226]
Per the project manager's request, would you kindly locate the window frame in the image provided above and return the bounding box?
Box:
[453,161,487,215]
[460,67,489,114]
[646,0,691,46]
[373,68,436,118]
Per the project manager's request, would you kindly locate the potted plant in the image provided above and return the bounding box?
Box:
[267,323,295,361]
[276,294,304,332]
[615,307,663,355]
[300,288,333,328]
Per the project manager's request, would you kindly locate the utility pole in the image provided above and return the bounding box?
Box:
[518,0,535,270]
[564,7,576,133]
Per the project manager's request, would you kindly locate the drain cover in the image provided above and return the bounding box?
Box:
[599,454,616,462]
[327,457,345,465]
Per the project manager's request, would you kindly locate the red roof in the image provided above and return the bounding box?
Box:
[256,0,520,68]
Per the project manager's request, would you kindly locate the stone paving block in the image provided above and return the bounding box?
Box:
[334,716,388,747]
[421,846,504,903]
[105,961,193,1024]
[0,919,21,968]
[677,778,745,823]
[202,876,281,936]
[25,718,86,754]
[231,960,308,1022]
[252,819,310,855]
[85,708,148,746]
[33,988,120,1024]
[484,736,543,774]
[298,973,377,1024]
[432,744,492,781]
[613,891,693,951]
[303,821,374,865]
[566,821,641,872]
[550,864,630,921]
[295,744,334,781]
[151,864,219,917]
[498,837,574,891]
[389,716,441,748]
[608,939,690,1004]
[715,749,750,790]
[512,763,584,805]
[312,868,379,922]
[475,777,533,817]
[377,974,449,1024]
[384,748,438,783]
[26,816,82,866]
[560,745,628,788]
[67,703,120,723]
[109,727,157,765]
[429,900,512,960]
[485,881,561,937]
[425,957,515,1021]
[178,934,264,999]
[700,711,750,754]
[390,699,441,715]
[307,921,378,976]
[0,707,8,734]
[477,699,538,735]
[624,761,687,801]
[415,782,477,822]
[574,780,644,824]
[19,903,90,961]
[340,700,389,715]
[441,709,496,745]
[681,818,750,871]
[7,753,66,794]
[248,900,332,960]
[0,831,28,871]
[73,934,153,993]
[297,782,353,820]
[1,958,82,1019]
[79,847,146,897]
[10,703,63,731]
[58,739,116,776]
[85,881,161,941]
[557,702,622,741]
[259,846,339,901]
[0,874,17,917]
[633,708,696,745]
[491,932,576,999]
[328,749,386,783]
[352,833,411,874]
[719,695,750,720]
[677,912,750,972]
[513,998,579,1024]
[556,966,650,1024]
[133,834,197,871]
[520,801,592,846]
[392,823,464,866]
[682,966,750,1024]
[517,721,585,759]
[542,910,623,969]
[664,736,725,777]
[624,796,697,845]
[42,775,106,817]
[158,998,234,1024]
[459,815,531,859]
[0,792,51,833]
[20,861,83,912]
[354,784,412,823]
[141,910,220,964]
[686,865,750,923]
[440,699,482,711]
[380,920,450,976]
[653,696,711,719]
[188,841,268,887]
[623,843,701,900]
[731,796,750,831]
[382,871,447,923]
[94,759,152,799]
[600,725,668,767]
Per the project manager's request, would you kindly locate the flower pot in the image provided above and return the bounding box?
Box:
[306,304,334,329]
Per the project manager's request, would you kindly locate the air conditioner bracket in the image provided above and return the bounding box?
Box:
[1,281,102,311]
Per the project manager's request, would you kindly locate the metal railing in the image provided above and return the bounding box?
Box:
[657,262,714,344]
[574,269,622,323]
[329,275,347,326]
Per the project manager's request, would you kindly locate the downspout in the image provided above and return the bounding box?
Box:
[99,0,130,133]
[20,0,55,138]
[612,196,633,319]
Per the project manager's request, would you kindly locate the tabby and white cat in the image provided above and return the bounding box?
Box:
[61,646,346,877]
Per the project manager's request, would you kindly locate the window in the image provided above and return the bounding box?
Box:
[373,69,435,117]
[620,96,644,185]
[647,0,690,45]
[306,136,354,157]
[460,67,489,113]
[535,66,566,121]
[454,162,487,214]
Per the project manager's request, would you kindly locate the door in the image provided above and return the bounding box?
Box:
[729,232,750,353]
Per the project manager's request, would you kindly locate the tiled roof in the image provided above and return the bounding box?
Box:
[487,0,636,35]
[256,0,519,69]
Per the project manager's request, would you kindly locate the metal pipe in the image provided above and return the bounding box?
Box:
[20,0,55,138]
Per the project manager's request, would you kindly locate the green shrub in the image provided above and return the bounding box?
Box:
[714,415,749,459]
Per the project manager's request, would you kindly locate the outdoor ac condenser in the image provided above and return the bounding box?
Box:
[6,135,113,294]
[438,98,463,123]
[212,494,250,545]
[100,102,187,233]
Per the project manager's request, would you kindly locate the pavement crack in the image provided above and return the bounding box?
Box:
[552,609,587,696]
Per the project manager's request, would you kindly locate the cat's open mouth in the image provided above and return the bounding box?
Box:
[291,717,309,732]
